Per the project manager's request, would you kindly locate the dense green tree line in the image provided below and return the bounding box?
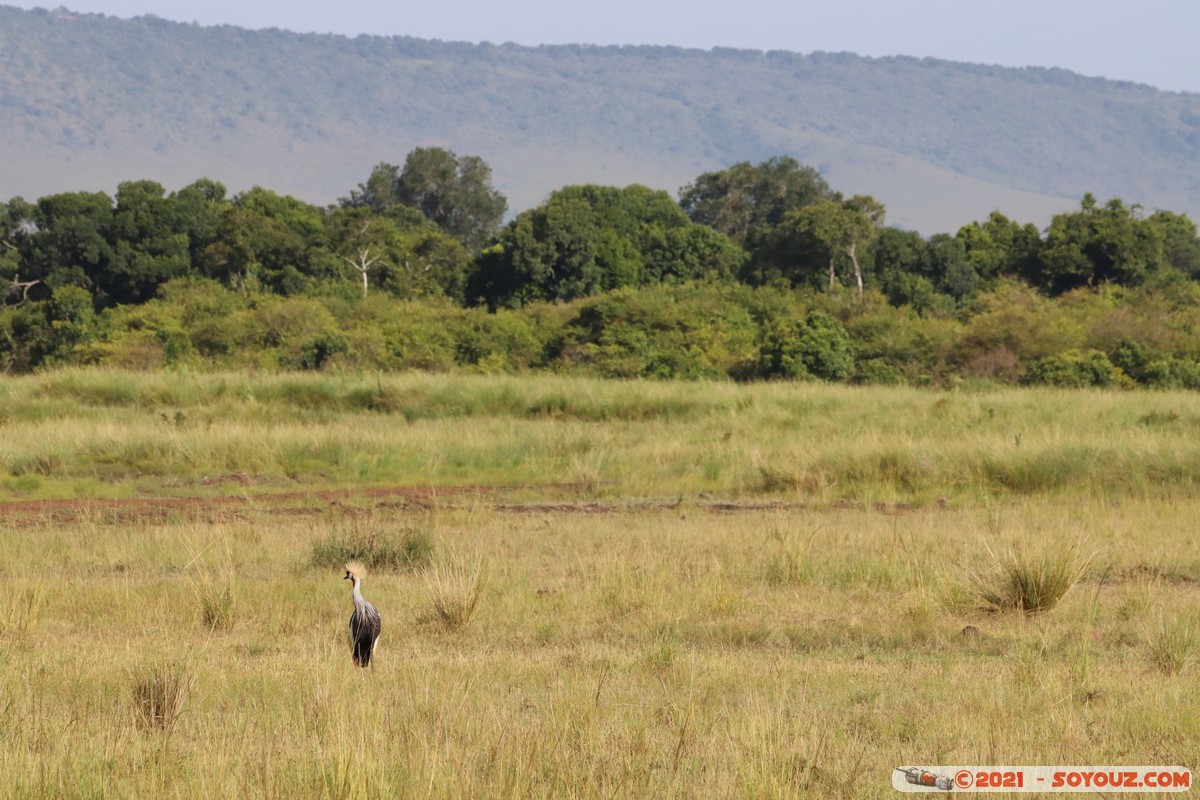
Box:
[3,149,1200,388]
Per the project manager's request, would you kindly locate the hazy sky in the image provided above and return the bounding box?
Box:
[8,1,1200,93]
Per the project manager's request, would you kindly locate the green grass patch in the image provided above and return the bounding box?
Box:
[309,509,436,572]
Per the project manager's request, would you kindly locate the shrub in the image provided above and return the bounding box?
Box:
[91,304,197,369]
[1023,349,1125,388]
[248,297,347,370]
[455,308,547,372]
[298,332,350,370]
[1141,357,1200,389]
[853,358,907,386]
[372,299,461,371]
[758,310,854,381]
[951,281,1082,366]
[554,283,759,380]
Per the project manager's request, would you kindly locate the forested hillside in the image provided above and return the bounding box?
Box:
[4,149,1200,389]
[2,5,1200,231]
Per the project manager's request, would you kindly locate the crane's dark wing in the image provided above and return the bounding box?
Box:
[349,603,382,667]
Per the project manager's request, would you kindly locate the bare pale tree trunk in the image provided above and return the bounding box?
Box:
[344,249,381,297]
[846,242,864,301]
[827,256,837,292]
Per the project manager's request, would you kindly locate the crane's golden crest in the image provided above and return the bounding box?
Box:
[344,561,367,579]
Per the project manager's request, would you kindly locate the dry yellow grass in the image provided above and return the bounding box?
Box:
[0,495,1196,798]
[1,370,1197,796]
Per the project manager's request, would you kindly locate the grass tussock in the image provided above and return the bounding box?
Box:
[425,555,487,631]
[187,542,237,631]
[1145,614,1198,676]
[129,662,194,731]
[759,515,820,586]
[310,510,435,572]
[967,542,1095,614]
[195,573,236,631]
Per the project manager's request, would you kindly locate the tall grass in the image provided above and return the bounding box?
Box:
[195,573,236,631]
[759,514,819,586]
[130,662,194,731]
[4,369,1200,502]
[967,542,1095,614]
[0,496,1195,796]
[1,369,1199,795]
[0,584,44,639]
[425,555,487,631]
[1145,614,1198,675]
[309,508,436,571]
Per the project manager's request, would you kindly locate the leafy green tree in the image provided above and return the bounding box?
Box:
[956,211,1042,284]
[343,162,403,214]
[873,228,944,311]
[391,231,471,303]
[236,187,325,241]
[105,180,192,305]
[344,148,507,251]
[468,184,742,308]
[1,198,38,304]
[19,191,114,298]
[679,156,839,250]
[325,206,471,301]
[324,207,389,297]
[34,286,99,366]
[925,233,975,302]
[469,190,619,308]
[640,224,747,284]
[873,228,926,277]
[344,149,506,250]
[874,212,1042,310]
[761,195,885,298]
[167,179,228,262]
[1032,194,1165,294]
[200,206,311,295]
[9,181,229,308]
[1147,210,1200,279]
[199,189,333,295]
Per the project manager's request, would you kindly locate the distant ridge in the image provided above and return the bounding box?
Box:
[2,4,1199,232]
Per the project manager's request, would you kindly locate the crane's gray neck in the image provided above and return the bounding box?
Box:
[351,577,367,611]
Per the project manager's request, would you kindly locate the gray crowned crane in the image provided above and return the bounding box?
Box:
[344,562,381,667]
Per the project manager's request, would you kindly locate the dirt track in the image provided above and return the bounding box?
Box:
[0,483,821,523]
[0,485,488,523]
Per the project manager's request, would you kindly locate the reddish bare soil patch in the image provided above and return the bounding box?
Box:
[0,486,949,524]
[0,486,487,524]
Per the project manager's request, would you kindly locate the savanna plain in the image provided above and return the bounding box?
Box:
[0,370,1197,798]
